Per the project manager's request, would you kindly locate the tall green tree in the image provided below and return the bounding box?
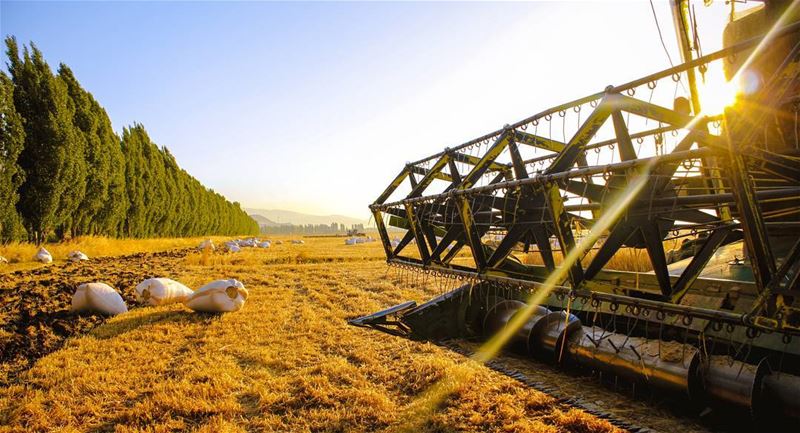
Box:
[91,99,128,236]
[5,38,258,240]
[141,136,168,237]
[0,71,26,242]
[5,37,86,243]
[121,124,147,237]
[58,64,111,236]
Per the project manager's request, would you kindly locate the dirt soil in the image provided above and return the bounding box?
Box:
[0,249,192,385]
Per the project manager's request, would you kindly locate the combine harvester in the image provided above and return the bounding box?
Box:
[352,0,800,425]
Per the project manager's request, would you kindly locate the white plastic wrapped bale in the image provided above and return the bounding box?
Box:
[184,279,248,313]
[198,239,215,251]
[35,247,52,263]
[291,239,304,245]
[390,239,401,249]
[355,237,366,244]
[345,238,356,245]
[258,241,271,248]
[224,241,241,253]
[67,250,89,262]
[71,283,128,316]
[135,278,193,306]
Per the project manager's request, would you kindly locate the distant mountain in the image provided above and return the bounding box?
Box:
[245,208,367,227]
[249,214,289,228]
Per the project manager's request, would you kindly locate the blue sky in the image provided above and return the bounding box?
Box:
[1,1,736,219]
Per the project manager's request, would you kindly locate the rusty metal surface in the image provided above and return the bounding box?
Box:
[703,356,765,411]
[535,311,582,363]
[761,371,800,420]
[568,326,700,397]
[482,300,526,337]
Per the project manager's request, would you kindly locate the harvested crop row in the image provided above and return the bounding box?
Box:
[0,239,623,433]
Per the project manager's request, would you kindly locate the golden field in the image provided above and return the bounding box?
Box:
[0,236,622,433]
[0,236,233,273]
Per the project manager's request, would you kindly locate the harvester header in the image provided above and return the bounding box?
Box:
[354,3,800,425]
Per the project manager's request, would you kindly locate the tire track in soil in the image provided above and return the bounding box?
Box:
[0,248,192,385]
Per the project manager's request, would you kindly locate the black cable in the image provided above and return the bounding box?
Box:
[650,0,676,68]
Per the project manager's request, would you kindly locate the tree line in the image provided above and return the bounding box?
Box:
[0,37,258,243]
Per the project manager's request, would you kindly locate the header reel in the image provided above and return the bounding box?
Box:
[354,17,800,426]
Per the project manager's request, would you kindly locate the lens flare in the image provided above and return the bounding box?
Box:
[698,64,740,115]
[739,68,762,96]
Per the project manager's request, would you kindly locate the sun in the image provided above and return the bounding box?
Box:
[698,64,741,115]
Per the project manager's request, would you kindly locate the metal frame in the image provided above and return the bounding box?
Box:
[371,22,800,332]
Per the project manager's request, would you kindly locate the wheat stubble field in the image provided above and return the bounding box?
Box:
[0,237,621,433]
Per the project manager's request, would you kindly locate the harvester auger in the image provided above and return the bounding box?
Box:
[351,4,800,426]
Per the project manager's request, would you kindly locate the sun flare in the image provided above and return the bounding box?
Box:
[698,64,741,114]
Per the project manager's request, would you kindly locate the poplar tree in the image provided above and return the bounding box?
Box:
[5,38,259,240]
[91,99,128,236]
[161,148,184,236]
[122,125,147,237]
[142,138,168,237]
[0,71,26,242]
[59,64,112,235]
[5,37,86,243]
